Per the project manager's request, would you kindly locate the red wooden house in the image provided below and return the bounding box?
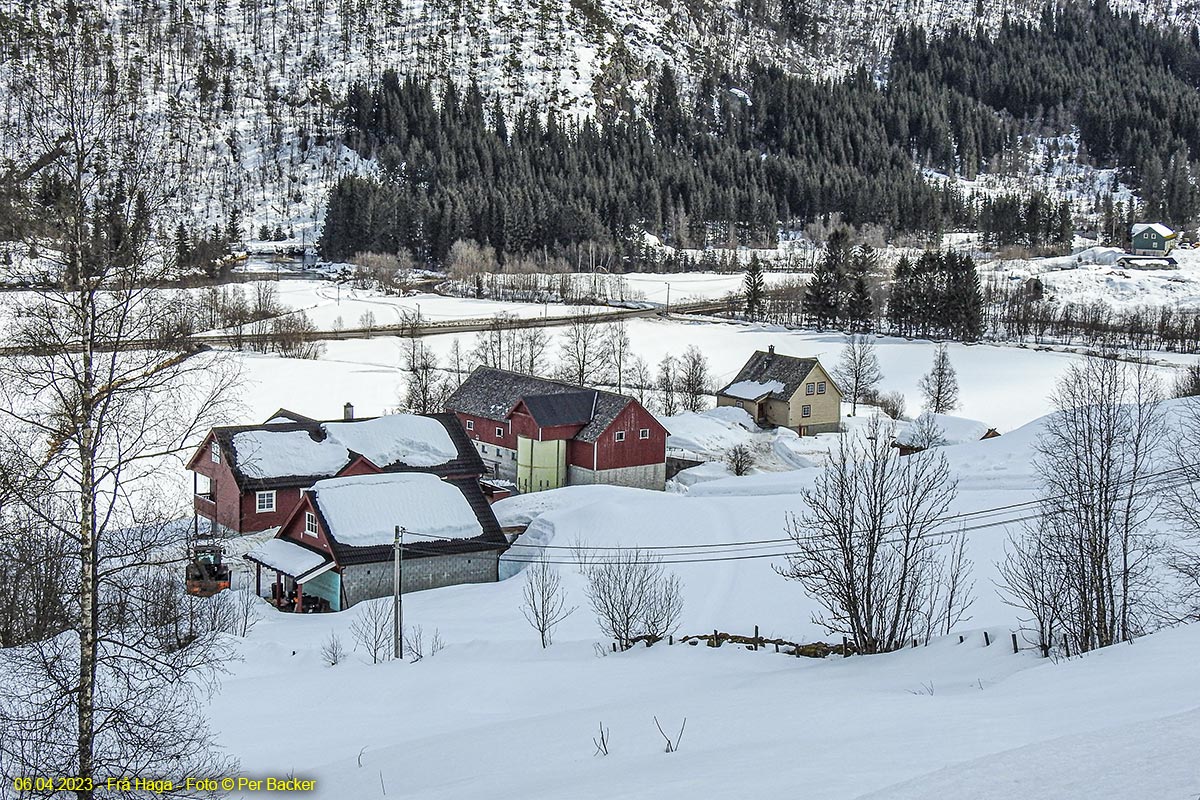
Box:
[445,367,668,492]
[186,406,487,537]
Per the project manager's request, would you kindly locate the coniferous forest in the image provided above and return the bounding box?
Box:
[320,2,1200,266]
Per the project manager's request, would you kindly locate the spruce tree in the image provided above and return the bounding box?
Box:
[744,253,766,320]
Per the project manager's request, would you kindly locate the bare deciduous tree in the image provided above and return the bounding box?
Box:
[321,631,347,666]
[627,355,652,407]
[520,558,577,648]
[350,600,393,664]
[0,13,238,791]
[906,412,947,451]
[833,334,883,416]
[557,311,609,387]
[656,355,679,416]
[1002,358,1167,653]
[605,320,632,393]
[402,335,449,414]
[919,344,960,414]
[779,416,967,653]
[677,345,711,413]
[580,548,683,649]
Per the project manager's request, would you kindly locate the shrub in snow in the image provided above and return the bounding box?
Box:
[580,547,683,649]
[520,558,577,648]
[724,443,756,476]
[321,631,346,666]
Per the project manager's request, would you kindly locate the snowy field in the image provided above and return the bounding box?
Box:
[54,296,1200,798]
[223,317,1195,432]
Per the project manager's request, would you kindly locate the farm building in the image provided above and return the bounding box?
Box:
[1130,223,1177,256]
[243,472,506,611]
[716,346,843,435]
[186,406,487,537]
[445,367,669,492]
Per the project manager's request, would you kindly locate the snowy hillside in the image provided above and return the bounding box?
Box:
[2,0,1195,244]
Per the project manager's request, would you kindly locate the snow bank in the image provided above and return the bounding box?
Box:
[662,407,760,456]
[894,414,992,448]
[311,473,482,546]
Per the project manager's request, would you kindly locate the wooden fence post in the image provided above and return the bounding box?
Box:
[1063,634,1070,657]
[1011,633,1019,654]
[754,625,760,651]
[983,631,991,647]
[958,635,964,644]
[668,634,673,646]
[842,636,849,657]
[774,642,779,653]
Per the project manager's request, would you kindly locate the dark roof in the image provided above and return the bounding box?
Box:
[445,367,634,442]
[263,408,317,425]
[717,350,826,402]
[328,477,507,566]
[519,391,597,427]
[205,413,485,491]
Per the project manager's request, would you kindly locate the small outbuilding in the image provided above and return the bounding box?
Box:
[244,472,506,611]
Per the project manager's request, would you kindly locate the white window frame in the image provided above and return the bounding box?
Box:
[255,490,276,514]
[304,511,318,537]
[639,428,650,440]
[735,400,744,408]
[802,404,812,418]
[817,381,827,394]
[465,419,474,431]
[496,426,504,438]
[210,440,220,463]
[615,430,626,442]
[806,383,815,395]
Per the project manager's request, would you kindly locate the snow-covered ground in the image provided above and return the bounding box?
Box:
[985,244,1200,311]
[203,404,1200,797]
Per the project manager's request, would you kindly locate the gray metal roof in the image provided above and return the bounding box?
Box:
[445,367,633,443]
[520,391,597,427]
[717,350,822,402]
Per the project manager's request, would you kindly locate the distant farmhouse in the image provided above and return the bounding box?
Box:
[446,366,669,492]
[716,346,842,435]
[1130,223,1177,256]
[187,406,505,611]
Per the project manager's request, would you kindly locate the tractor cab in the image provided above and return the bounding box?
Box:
[186,542,231,597]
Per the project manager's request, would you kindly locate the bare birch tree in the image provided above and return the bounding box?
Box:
[677,345,711,413]
[833,334,883,416]
[779,416,967,653]
[557,311,608,386]
[350,600,393,664]
[1002,358,1167,653]
[0,12,237,794]
[520,558,577,648]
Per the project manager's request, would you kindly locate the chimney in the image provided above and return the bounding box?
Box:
[343,402,354,421]
[766,344,775,363]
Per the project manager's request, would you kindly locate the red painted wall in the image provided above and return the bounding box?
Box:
[237,487,303,534]
[187,433,244,533]
[590,401,668,470]
[277,496,336,557]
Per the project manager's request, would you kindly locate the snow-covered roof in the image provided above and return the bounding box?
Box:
[310,473,483,547]
[1131,223,1176,238]
[244,537,331,581]
[722,379,786,400]
[230,414,459,480]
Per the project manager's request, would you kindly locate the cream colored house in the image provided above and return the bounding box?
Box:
[716,346,842,435]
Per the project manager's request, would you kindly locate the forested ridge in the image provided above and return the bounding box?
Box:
[322,1,1200,266]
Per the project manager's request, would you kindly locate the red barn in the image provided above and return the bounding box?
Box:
[186,407,487,537]
[445,367,668,492]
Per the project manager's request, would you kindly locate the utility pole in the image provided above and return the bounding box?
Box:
[393,525,405,660]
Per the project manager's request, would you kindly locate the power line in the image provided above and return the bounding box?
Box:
[398,459,1200,557]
